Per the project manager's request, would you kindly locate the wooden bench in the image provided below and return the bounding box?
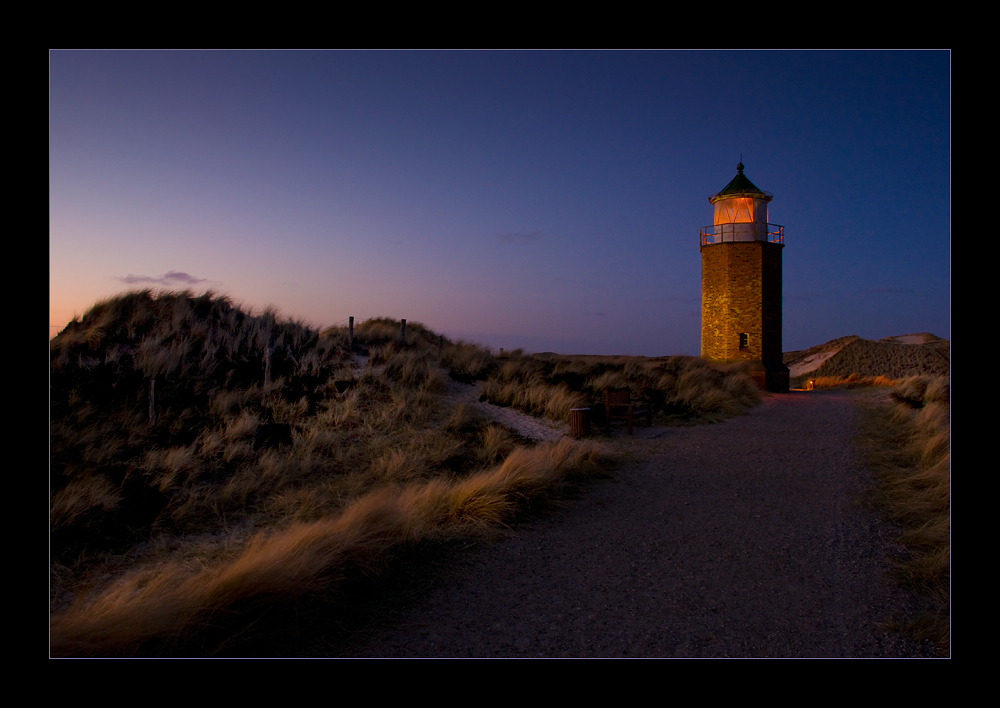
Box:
[603,387,651,436]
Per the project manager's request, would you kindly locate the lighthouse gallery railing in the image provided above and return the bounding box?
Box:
[700,223,784,246]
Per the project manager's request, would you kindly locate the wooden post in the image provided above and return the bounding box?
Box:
[348,316,354,351]
[439,334,443,355]
[400,319,406,344]
[570,408,591,438]
[148,376,156,426]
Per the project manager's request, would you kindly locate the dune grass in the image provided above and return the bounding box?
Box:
[50,292,608,656]
[479,352,761,426]
[856,375,950,655]
[51,291,768,656]
[50,437,599,657]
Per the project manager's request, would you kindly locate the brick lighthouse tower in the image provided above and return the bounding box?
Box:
[700,162,789,392]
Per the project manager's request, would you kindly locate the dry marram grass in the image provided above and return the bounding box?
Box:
[51,291,767,656]
[50,292,617,655]
[856,375,950,655]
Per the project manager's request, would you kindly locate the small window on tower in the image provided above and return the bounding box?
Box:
[739,333,750,351]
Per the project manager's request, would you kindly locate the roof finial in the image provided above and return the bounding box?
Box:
[736,159,744,174]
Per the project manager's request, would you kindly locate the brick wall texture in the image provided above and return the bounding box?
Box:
[701,241,784,365]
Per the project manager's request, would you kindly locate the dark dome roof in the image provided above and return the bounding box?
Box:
[709,162,772,204]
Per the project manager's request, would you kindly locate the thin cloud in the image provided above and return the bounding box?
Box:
[494,231,542,243]
[651,296,697,305]
[786,291,830,302]
[117,271,208,286]
[864,287,913,295]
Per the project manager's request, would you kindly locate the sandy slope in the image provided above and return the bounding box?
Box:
[788,349,840,378]
[783,333,949,383]
[342,390,937,658]
[441,378,569,442]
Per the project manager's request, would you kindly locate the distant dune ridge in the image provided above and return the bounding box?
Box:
[783,333,949,387]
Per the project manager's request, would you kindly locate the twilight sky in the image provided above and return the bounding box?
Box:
[49,50,950,355]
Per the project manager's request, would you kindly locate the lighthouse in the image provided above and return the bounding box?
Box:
[700,162,789,392]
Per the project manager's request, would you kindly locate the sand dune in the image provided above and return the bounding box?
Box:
[783,333,949,385]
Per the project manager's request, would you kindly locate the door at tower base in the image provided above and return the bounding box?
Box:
[737,361,790,394]
[700,240,790,393]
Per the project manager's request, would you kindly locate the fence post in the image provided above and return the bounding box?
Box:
[570,407,591,438]
[148,376,156,425]
[348,316,354,351]
[400,319,406,344]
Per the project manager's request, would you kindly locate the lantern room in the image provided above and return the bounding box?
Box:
[700,162,783,245]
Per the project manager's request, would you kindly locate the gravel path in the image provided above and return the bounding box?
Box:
[345,389,937,658]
